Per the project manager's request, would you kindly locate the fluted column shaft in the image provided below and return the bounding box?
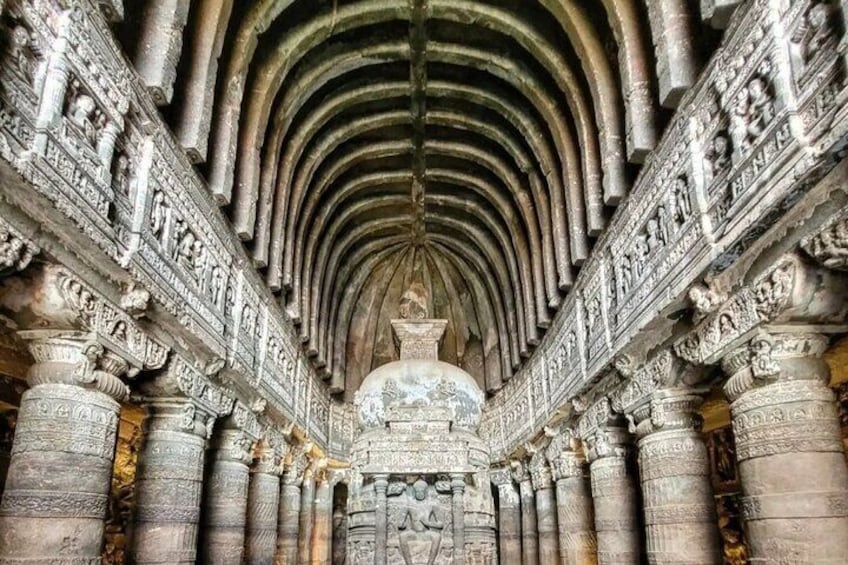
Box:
[634,392,720,564]
[275,464,303,565]
[723,332,848,564]
[530,456,560,564]
[201,427,254,564]
[0,333,128,564]
[588,428,640,565]
[547,442,597,565]
[246,449,283,565]
[491,469,522,565]
[131,398,212,564]
[311,477,333,565]
[297,472,317,565]
[512,462,539,565]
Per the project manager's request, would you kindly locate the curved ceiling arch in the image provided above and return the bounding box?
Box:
[121,0,722,397]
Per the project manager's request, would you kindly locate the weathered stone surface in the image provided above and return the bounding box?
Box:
[0,333,127,563]
[722,331,848,563]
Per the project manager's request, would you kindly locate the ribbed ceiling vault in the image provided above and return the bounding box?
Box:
[118,0,722,399]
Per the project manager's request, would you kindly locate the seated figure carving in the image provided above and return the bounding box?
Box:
[398,479,443,565]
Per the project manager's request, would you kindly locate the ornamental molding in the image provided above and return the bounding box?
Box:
[0,216,39,276]
[674,254,848,366]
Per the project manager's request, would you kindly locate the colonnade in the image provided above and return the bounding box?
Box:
[0,330,341,564]
[491,316,848,564]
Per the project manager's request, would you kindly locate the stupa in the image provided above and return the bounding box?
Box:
[347,285,496,565]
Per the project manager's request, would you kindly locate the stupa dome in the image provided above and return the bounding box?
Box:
[354,357,485,431]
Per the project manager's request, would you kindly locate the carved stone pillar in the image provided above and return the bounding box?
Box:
[629,390,720,564]
[451,473,466,565]
[311,471,336,565]
[529,450,560,564]
[246,437,285,565]
[490,467,522,564]
[131,398,214,564]
[546,429,597,565]
[613,352,721,564]
[373,474,389,565]
[580,410,640,565]
[511,459,539,565]
[200,405,260,565]
[297,460,324,565]
[722,331,848,563]
[0,331,129,563]
[276,446,307,565]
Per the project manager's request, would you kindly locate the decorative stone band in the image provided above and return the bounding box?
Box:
[675,254,848,367]
[727,378,843,460]
[740,491,848,521]
[0,489,108,518]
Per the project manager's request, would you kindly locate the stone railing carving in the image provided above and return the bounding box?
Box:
[479,0,848,461]
[0,0,331,447]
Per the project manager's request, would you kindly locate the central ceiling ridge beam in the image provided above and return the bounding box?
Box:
[409,0,430,245]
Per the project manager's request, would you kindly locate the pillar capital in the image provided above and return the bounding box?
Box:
[20,329,131,401]
[282,442,311,485]
[545,428,587,480]
[1,264,169,375]
[528,448,553,491]
[140,354,235,423]
[508,458,530,484]
[722,329,829,402]
[211,400,262,464]
[488,465,514,487]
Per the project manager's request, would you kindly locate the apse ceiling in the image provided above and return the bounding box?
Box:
[118,0,721,399]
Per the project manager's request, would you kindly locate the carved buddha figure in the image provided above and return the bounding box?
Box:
[398,479,444,565]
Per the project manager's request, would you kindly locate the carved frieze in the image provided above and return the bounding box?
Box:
[675,254,848,366]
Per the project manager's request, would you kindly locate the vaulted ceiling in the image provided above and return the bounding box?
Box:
[117,0,723,399]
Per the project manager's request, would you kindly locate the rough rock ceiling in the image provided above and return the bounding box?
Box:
[117,0,721,399]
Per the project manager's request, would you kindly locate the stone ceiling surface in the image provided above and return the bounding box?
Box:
[116,0,723,398]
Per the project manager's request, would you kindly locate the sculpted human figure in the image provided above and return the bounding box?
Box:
[398,479,443,565]
[67,93,98,144]
[746,78,773,138]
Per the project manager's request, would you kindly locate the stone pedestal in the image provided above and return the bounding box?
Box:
[529,452,559,564]
[131,398,212,564]
[276,458,305,565]
[490,468,522,564]
[634,392,720,564]
[311,476,334,565]
[200,427,254,564]
[512,461,539,565]
[723,332,848,564]
[546,433,597,565]
[587,427,640,565]
[246,446,283,565]
[0,333,128,564]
